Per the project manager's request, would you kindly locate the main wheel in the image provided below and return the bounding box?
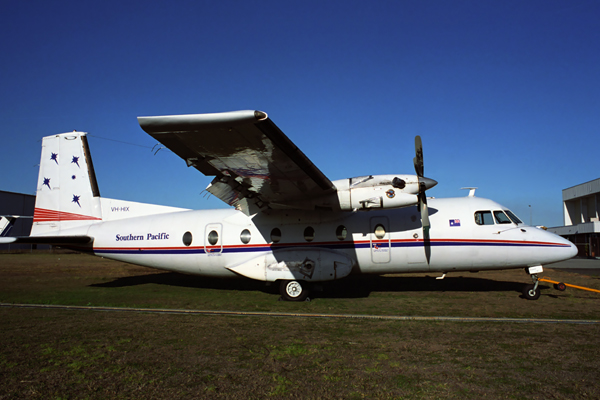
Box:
[280,280,310,302]
[522,284,541,300]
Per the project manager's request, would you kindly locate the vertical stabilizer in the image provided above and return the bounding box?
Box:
[31,132,103,235]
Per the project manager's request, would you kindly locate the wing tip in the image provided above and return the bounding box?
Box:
[137,110,268,133]
[254,110,268,120]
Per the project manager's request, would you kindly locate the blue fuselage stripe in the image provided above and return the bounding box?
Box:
[94,240,568,255]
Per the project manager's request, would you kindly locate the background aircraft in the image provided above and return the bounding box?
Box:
[0,111,577,301]
[0,216,16,237]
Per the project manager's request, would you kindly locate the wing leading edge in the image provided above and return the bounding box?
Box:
[138,111,336,214]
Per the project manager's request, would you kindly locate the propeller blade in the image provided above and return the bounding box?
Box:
[419,192,430,228]
[414,135,431,263]
[421,198,431,264]
[414,135,430,229]
[414,135,424,177]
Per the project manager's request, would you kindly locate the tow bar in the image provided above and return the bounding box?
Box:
[538,277,600,294]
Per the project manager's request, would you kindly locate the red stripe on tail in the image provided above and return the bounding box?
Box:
[33,208,102,222]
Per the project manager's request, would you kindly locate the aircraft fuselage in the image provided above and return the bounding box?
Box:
[84,196,576,280]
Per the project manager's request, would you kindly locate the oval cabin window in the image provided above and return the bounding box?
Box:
[270,228,281,243]
[304,226,315,242]
[182,231,193,246]
[207,230,219,245]
[240,229,251,244]
[374,224,386,239]
[336,225,347,240]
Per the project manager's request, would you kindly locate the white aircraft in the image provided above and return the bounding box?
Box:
[1,110,577,301]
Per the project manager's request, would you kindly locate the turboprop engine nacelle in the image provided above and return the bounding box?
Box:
[333,174,437,211]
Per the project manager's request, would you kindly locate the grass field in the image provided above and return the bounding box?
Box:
[1,253,600,399]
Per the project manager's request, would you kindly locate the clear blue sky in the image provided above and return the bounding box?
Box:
[1,0,598,227]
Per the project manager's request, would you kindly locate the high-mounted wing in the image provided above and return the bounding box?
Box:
[138,111,336,214]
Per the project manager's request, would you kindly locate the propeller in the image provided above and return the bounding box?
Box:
[413,136,430,229]
[414,135,434,264]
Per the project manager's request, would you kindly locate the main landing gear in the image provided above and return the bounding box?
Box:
[279,280,311,302]
[522,266,543,300]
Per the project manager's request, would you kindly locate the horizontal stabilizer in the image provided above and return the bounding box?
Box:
[0,235,93,245]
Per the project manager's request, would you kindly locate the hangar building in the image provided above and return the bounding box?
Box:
[549,178,600,258]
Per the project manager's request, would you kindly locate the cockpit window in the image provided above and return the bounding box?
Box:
[494,210,512,224]
[474,211,494,225]
[505,210,523,224]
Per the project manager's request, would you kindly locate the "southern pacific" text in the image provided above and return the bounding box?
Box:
[115,233,169,241]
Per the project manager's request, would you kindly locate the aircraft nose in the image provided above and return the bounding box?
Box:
[567,240,578,259]
[421,177,438,190]
[553,234,578,261]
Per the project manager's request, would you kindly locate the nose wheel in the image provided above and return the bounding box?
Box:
[522,282,541,300]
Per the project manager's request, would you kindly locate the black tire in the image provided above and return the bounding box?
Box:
[522,284,541,300]
[556,282,567,291]
[280,280,309,302]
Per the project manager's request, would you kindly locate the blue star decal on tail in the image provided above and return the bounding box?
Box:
[50,153,58,164]
[71,156,80,167]
[43,177,51,189]
[72,194,81,207]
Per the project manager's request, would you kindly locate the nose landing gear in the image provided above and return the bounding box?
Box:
[522,266,543,300]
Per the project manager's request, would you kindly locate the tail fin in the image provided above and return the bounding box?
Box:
[31,132,103,235]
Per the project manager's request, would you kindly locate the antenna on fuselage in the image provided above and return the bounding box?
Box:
[461,187,478,197]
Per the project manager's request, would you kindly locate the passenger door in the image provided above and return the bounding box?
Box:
[370,216,390,263]
[204,223,223,255]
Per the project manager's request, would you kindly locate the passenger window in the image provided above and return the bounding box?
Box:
[270,228,281,243]
[374,224,386,239]
[182,231,193,246]
[474,211,494,225]
[207,230,219,245]
[494,211,512,224]
[304,226,315,242]
[336,225,347,241]
[240,229,251,244]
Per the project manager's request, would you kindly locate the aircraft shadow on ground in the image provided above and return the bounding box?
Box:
[90,273,540,299]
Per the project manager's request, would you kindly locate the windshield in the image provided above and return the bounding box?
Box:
[504,210,523,224]
[494,210,512,224]
[474,211,494,225]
